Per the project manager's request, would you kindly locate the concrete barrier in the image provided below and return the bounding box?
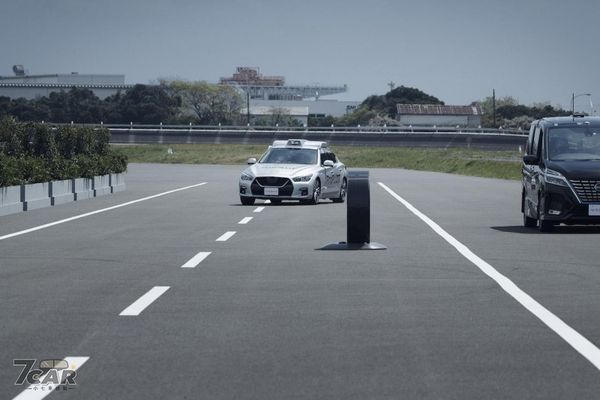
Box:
[73,178,94,201]
[110,173,126,193]
[50,179,75,206]
[1,174,126,217]
[0,185,23,216]
[23,182,51,211]
[93,175,111,197]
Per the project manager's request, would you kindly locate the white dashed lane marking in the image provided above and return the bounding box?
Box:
[238,217,253,224]
[253,207,265,213]
[216,231,236,242]
[119,286,170,316]
[180,251,211,268]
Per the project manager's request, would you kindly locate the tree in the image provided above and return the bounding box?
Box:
[105,84,180,124]
[335,85,444,126]
[0,96,10,119]
[474,96,570,128]
[167,80,243,125]
[7,98,51,122]
[362,86,444,118]
[40,88,105,123]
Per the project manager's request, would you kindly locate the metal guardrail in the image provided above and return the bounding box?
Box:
[67,122,527,136]
[101,124,527,151]
[44,123,527,149]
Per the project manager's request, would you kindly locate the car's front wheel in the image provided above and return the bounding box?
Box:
[522,194,536,228]
[307,179,321,205]
[332,178,347,203]
[240,196,255,206]
[537,193,554,232]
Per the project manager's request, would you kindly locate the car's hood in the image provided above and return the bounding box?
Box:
[546,160,600,180]
[244,163,317,178]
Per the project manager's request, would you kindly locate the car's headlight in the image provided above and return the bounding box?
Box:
[240,173,253,181]
[543,169,568,187]
[293,174,312,182]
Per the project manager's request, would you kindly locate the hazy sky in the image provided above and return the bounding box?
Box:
[1,0,599,110]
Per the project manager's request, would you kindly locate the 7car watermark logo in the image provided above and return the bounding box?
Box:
[14,359,79,392]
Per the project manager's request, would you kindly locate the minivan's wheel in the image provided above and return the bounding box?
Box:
[240,196,255,206]
[538,219,554,232]
[332,178,347,203]
[524,213,537,228]
[308,179,321,205]
[537,194,553,232]
[522,196,536,227]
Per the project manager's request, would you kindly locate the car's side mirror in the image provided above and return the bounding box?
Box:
[247,157,257,165]
[323,160,334,168]
[523,155,539,165]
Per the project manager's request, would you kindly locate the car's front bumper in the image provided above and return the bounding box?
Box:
[239,178,314,200]
[541,183,600,224]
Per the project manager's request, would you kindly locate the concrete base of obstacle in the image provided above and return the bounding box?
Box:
[319,241,387,250]
[319,170,386,251]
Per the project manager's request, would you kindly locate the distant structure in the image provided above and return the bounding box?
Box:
[397,104,483,127]
[220,66,285,87]
[0,65,133,100]
[220,66,347,101]
[221,67,356,123]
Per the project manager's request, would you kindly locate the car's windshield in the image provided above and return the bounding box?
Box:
[547,126,600,161]
[259,148,318,164]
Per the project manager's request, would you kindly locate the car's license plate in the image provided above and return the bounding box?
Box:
[264,187,278,196]
[589,204,600,216]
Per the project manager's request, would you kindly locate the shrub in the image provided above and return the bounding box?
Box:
[29,122,57,159]
[0,117,28,157]
[0,118,128,186]
[0,154,22,186]
[17,157,51,184]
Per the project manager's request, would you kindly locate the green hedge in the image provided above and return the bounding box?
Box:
[0,117,127,187]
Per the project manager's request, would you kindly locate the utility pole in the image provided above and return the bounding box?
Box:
[388,81,395,92]
[492,89,496,128]
[246,90,250,125]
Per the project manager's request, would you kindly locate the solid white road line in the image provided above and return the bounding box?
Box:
[13,356,90,400]
[238,217,253,225]
[119,286,170,316]
[0,183,208,242]
[253,206,265,213]
[378,182,600,370]
[216,231,236,242]
[180,251,211,268]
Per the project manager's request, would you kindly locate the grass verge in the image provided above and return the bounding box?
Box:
[114,144,522,180]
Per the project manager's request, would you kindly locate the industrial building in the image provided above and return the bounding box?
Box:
[220,66,347,101]
[222,67,357,124]
[0,65,133,99]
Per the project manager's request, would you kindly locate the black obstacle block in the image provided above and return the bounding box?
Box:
[346,170,370,243]
[319,170,386,250]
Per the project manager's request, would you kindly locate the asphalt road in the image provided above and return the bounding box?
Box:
[1,163,599,399]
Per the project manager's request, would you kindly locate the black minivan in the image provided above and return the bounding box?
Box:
[522,116,600,231]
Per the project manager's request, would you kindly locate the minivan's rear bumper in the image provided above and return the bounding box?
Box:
[542,184,600,224]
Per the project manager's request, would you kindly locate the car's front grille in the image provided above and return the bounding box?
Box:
[255,177,290,187]
[251,177,293,196]
[569,179,600,203]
